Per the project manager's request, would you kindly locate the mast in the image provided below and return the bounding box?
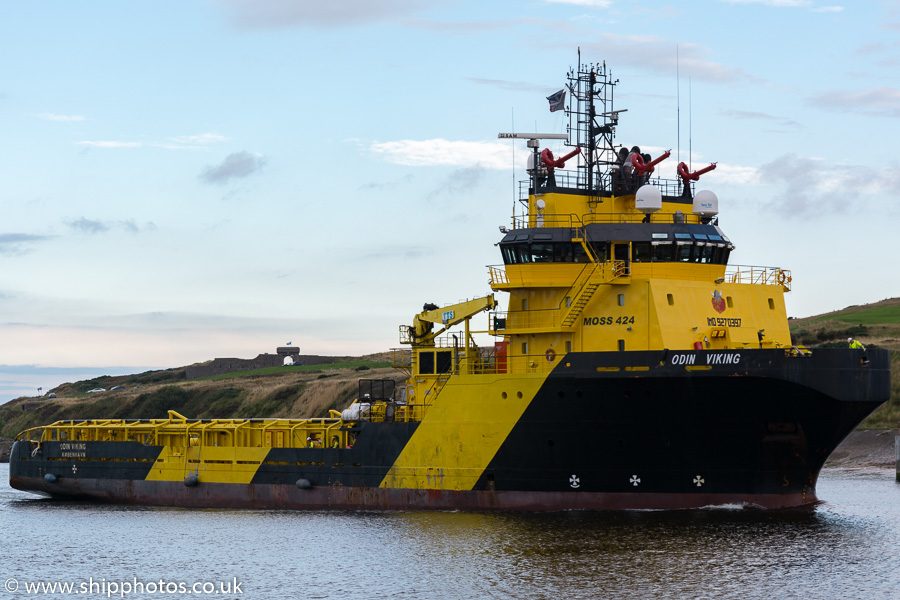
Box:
[566,58,620,194]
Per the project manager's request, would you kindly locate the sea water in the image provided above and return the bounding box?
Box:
[1,464,898,599]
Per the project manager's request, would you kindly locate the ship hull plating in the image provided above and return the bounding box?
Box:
[10,348,887,511]
[9,476,815,510]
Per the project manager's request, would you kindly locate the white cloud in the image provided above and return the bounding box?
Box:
[545,0,612,7]
[756,154,900,216]
[704,163,759,185]
[76,140,142,148]
[216,0,423,29]
[75,134,230,150]
[719,0,812,6]
[168,133,229,145]
[807,87,900,118]
[579,36,754,83]
[369,139,513,169]
[65,218,157,235]
[0,233,56,256]
[35,113,86,121]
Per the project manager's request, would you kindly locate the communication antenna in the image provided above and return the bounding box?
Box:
[511,108,516,222]
[676,45,680,165]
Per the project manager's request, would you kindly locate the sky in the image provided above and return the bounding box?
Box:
[1,0,899,403]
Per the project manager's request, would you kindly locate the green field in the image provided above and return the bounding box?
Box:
[198,360,392,381]
[802,304,900,326]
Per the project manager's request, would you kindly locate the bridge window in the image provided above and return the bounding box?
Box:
[501,242,597,265]
[590,242,609,262]
[632,242,651,262]
[554,243,573,262]
[652,243,675,262]
[513,245,532,264]
[499,237,729,266]
[530,243,554,263]
[717,246,731,264]
[698,244,715,264]
[573,244,589,263]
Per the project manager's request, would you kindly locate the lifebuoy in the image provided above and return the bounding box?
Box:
[545,348,556,362]
[778,272,791,285]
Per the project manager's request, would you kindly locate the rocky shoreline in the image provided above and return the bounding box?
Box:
[822,429,897,469]
[1,430,896,468]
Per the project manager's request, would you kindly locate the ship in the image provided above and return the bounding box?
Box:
[9,58,890,510]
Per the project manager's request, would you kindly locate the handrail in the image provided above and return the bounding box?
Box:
[726,265,791,290]
[513,210,705,229]
[519,171,686,201]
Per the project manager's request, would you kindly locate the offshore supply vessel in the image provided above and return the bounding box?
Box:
[10,59,890,510]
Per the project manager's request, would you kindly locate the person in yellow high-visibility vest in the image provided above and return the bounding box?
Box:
[848,337,869,363]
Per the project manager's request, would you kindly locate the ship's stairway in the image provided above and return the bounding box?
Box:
[561,277,601,327]
[559,235,624,327]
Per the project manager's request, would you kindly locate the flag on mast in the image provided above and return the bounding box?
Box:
[546,89,566,112]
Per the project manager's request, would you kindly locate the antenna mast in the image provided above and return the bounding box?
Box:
[566,57,620,194]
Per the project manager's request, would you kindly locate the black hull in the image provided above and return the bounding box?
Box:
[10,348,889,511]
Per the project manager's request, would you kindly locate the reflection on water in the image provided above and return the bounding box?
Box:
[2,465,898,599]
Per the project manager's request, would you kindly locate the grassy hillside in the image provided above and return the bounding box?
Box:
[789,298,900,429]
[0,357,399,439]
